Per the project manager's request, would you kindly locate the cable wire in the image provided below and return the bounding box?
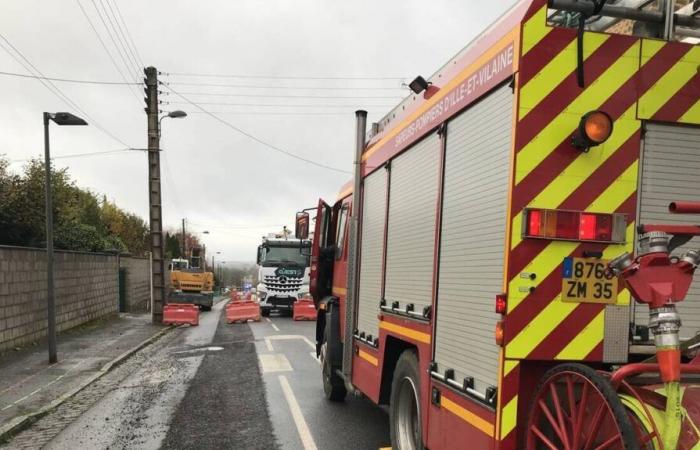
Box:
[167,101,393,108]
[173,91,401,99]
[164,71,405,81]
[75,0,143,105]
[0,32,132,148]
[162,84,351,174]
[103,0,142,73]
[9,148,139,163]
[111,0,145,68]
[0,69,139,85]
[91,0,140,82]
[163,81,405,91]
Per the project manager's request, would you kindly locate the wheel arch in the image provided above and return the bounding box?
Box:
[379,335,418,405]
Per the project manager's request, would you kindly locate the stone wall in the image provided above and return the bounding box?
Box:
[120,256,151,312]
[0,246,151,353]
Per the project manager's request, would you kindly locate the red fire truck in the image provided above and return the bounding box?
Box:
[303,0,700,448]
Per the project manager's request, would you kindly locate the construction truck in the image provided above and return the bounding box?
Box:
[307,1,700,448]
[168,245,214,311]
[256,231,311,317]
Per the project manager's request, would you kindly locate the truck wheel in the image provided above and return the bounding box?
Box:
[321,317,346,402]
[261,308,270,317]
[525,363,637,450]
[390,350,424,450]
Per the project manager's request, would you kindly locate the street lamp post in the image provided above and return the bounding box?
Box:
[43,112,88,364]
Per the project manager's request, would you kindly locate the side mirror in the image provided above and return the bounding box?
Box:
[256,245,263,265]
[295,212,310,240]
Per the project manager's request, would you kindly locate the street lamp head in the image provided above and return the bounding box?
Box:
[167,110,187,119]
[49,112,88,126]
[202,230,210,234]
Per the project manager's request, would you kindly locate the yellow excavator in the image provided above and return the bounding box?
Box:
[168,246,214,311]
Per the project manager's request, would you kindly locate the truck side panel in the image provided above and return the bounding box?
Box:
[433,82,513,394]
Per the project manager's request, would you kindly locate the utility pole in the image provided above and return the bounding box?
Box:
[144,66,165,323]
[181,218,186,258]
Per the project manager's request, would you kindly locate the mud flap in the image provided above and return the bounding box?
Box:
[163,303,200,326]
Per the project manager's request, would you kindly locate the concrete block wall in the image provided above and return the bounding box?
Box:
[0,246,119,353]
[120,257,151,312]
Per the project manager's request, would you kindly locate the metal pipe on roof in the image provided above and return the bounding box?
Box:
[549,0,700,28]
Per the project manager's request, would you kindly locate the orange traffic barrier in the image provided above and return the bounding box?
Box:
[163,303,199,326]
[226,299,261,323]
[293,299,317,321]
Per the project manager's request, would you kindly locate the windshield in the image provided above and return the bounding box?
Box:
[261,245,310,267]
[171,260,188,270]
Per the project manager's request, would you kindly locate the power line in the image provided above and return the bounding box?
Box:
[161,84,351,175]
[0,32,132,148]
[0,69,139,85]
[163,81,405,91]
[172,91,401,100]
[9,148,140,163]
[164,71,405,81]
[75,0,143,105]
[183,111,380,116]
[91,0,139,82]
[167,101,394,108]
[103,0,142,74]
[110,0,145,68]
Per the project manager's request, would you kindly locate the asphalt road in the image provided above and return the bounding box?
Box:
[3,302,389,449]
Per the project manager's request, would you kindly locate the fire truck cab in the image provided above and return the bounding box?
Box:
[309,0,700,448]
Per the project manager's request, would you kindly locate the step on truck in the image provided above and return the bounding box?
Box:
[307,1,700,448]
[256,232,311,317]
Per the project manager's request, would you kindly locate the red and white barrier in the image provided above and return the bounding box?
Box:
[162,303,199,326]
[292,299,317,321]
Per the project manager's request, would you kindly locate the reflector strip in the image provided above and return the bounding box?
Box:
[441,396,494,437]
[358,349,378,366]
[379,321,431,344]
[521,5,551,56]
[499,395,519,440]
[554,309,605,360]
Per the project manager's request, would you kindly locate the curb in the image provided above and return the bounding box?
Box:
[0,325,174,443]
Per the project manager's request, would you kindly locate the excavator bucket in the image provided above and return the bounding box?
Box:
[226,299,261,323]
[162,303,199,326]
[293,299,317,321]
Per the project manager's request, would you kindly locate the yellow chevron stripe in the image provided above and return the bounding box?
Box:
[506,224,634,359]
[441,396,495,437]
[639,45,700,119]
[521,5,552,56]
[515,42,640,185]
[520,34,609,120]
[555,309,605,360]
[587,161,638,212]
[680,98,700,125]
[500,395,519,439]
[503,359,519,377]
[510,105,639,250]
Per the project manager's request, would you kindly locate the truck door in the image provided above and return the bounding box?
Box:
[310,198,332,303]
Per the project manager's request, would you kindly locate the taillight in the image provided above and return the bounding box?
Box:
[523,208,626,243]
[495,321,505,346]
[495,294,507,315]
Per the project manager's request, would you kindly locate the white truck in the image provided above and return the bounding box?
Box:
[256,233,311,317]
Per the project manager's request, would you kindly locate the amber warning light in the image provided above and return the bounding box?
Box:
[572,110,613,151]
[523,208,627,243]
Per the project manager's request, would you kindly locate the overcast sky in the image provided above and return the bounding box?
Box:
[0,0,514,262]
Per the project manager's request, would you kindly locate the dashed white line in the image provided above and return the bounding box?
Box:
[265,338,274,352]
[270,322,280,332]
[279,375,317,450]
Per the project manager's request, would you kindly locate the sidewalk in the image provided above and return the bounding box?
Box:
[0,313,170,441]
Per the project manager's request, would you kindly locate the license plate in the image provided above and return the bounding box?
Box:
[561,257,618,304]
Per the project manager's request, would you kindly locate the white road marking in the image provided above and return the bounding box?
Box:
[259,354,293,373]
[265,339,274,352]
[279,375,317,450]
[265,317,272,323]
[271,322,280,332]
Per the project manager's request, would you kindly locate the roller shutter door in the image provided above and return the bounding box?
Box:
[356,168,388,338]
[434,84,513,393]
[383,133,441,314]
[635,123,700,339]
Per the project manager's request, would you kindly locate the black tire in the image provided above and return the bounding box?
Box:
[526,363,638,450]
[261,308,270,317]
[322,316,346,402]
[390,350,425,450]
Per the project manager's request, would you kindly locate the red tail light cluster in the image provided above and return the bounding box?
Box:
[495,294,507,314]
[523,208,626,243]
